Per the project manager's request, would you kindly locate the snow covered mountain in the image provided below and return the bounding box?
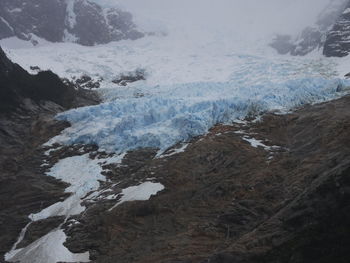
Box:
[271,0,350,57]
[2,1,350,262]
[0,0,143,46]
[324,1,350,56]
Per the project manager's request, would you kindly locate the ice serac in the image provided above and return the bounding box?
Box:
[324,1,350,57]
[48,77,349,155]
[0,0,143,46]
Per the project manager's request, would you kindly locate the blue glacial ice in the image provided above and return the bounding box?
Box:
[49,77,349,154]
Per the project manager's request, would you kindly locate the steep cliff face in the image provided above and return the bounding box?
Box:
[0,0,143,46]
[0,46,76,112]
[324,3,350,57]
[271,0,350,57]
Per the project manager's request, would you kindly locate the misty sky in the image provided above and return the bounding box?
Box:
[99,0,335,37]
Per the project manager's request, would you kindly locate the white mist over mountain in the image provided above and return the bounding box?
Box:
[94,0,335,42]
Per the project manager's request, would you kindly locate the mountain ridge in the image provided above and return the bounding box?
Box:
[0,0,143,46]
[271,0,350,57]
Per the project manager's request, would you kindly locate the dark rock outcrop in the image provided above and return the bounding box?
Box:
[0,45,99,259]
[324,3,350,57]
[112,68,147,86]
[0,46,76,113]
[271,0,350,57]
[0,0,143,46]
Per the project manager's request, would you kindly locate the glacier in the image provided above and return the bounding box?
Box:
[3,29,349,156]
[48,77,349,154]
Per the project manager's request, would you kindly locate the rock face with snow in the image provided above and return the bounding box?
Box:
[0,46,75,112]
[0,45,100,113]
[271,0,350,57]
[324,3,350,57]
[0,0,143,46]
[58,95,350,263]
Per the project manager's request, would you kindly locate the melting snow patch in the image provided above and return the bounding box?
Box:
[6,229,89,263]
[109,182,164,211]
[6,152,126,262]
[242,136,280,151]
[158,143,189,158]
[29,154,105,221]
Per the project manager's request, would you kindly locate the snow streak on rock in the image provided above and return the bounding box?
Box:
[5,153,163,263]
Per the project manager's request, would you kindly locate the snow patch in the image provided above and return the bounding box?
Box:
[158,143,189,158]
[6,229,89,263]
[109,182,165,211]
[63,29,78,42]
[343,8,350,15]
[242,136,280,151]
[29,154,105,221]
[65,0,77,29]
[0,16,14,32]
[6,152,126,262]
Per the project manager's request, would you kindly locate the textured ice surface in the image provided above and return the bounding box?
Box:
[4,3,348,261]
[47,77,348,154]
[3,32,349,155]
[3,31,348,155]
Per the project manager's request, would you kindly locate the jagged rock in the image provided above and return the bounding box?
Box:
[30,66,41,72]
[112,68,147,86]
[324,2,350,57]
[0,0,143,46]
[0,46,77,112]
[72,74,102,89]
[0,45,100,259]
[271,0,350,57]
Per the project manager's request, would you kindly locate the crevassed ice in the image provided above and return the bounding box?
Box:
[48,77,348,154]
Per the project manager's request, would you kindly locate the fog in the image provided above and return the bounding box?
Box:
[102,0,337,39]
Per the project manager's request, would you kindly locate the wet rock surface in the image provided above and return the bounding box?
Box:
[55,95,350,263]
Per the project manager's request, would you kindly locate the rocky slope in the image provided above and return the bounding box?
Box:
[1,38,350,262]
[0,46,99,258]
[324,2,350,57]
[0,46,77,113]
[0,0,143,46]
[271,0,350,57]
[56,94,350,263]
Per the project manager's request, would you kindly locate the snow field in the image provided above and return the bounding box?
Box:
[6,153,164,263]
